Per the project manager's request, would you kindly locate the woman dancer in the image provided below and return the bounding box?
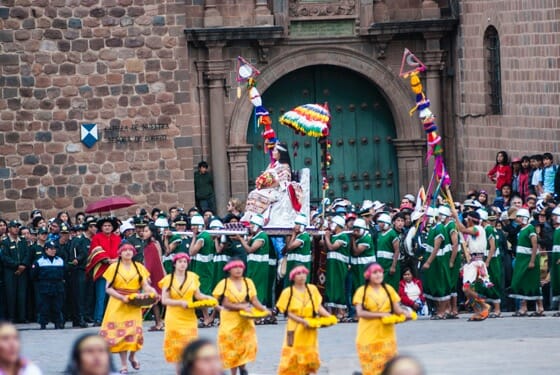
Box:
[212,259,269,375]
[160,253,216,371]
[353,263,411,375]
[99,243,157,374]
[276,265,332,375]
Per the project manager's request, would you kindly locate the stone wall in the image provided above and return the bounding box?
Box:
[455,0,560,195]
[0,0,196,221]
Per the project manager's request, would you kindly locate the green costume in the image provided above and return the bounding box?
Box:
[481,225,502,303]
[163,234,185,274]
[350,232,376,294]
[445,220,462,297]
[246,231,272,304]
[325,232,350,308]
[189,231,215,295]
[376,228,400,290]
[422,223,451,301]
[509,224,542,300]
[285,232,312,286]
[551,227,560,302]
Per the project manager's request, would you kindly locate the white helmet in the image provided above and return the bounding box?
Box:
[190,215,204,226]
[353,218,368,230]
[377,214,392,225]
[250,214,265,228]
[516,208,530,219]
[552,207,560,217]
[426,207,438,218]
[361,200,374,211]
[331,215,345,228]
[119,220,134,233]
[477,209,488,221]
[294,213,308,226]
[438,205,451,218]
[209,218,224,229]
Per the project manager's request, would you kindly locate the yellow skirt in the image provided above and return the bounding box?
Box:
[217,312,257,369]
[163,326,198,363]
[357,339,397,375]
[278,346,320,375]
[99,297,144,353]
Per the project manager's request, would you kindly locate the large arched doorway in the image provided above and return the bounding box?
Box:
[246,65,399,205]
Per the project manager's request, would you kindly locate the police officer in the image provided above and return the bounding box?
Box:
[32,241,65,329]
[1,220,31,323]
[29,227,49,322]
[128,216,148,263]
[68,218,95,328]
[78,216,98,324]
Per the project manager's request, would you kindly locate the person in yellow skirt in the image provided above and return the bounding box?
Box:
[212,259,270,375]
[159,253,217,371]
[353,263,412,375]
[99,242,158,374]
[276,265,333,375]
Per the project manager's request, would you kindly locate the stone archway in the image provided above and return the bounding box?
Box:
[228,46,426,199]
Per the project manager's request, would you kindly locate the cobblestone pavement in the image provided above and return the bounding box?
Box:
[18,313,560,374]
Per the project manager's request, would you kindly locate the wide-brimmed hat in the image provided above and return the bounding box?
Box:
[96,216,119,231]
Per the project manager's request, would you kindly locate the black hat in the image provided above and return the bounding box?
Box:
[173,214,189,225]
[60,223,70,233]
[96,216,119,231]
[72,225,83,232]
[45,241,56,249]
[466,211,481,223]
[133,215,148,227]
[8,220,21,228]
[38,227,48,235]
[31,209,42,217]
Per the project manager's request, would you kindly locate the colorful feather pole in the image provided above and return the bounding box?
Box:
[400,49,451,191]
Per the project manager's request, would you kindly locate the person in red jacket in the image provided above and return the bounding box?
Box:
[86,217,121,326]
[487,151,513,197]
[398,268,426,314]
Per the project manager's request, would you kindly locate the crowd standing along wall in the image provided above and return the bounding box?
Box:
[0,0,198,221]
[455,0,560,195]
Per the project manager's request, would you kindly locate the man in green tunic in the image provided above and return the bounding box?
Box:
[375,213,400,290]
[439,205,461,318]
[285,213,312,287]
[350,218,376,295]
[162,214,191,273]
[189,214,215,326]
[238,214,272,306]
[421,207,451,319]
[550,207,560,317]
[509,208,544,316]
[324,215,350,317]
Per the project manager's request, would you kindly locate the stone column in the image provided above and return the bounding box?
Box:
[203,43,230,216]
[228,144,253,199]
[422,41,445,126]
[392,139,427,196]
[255,0,274,25]
[204,0,223,27]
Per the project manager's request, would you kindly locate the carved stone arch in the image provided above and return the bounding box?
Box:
[227,46,425,199]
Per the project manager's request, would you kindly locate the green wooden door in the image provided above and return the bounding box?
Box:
[247,65,399,205]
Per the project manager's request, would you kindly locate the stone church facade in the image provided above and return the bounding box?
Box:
[0,0,557,219]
